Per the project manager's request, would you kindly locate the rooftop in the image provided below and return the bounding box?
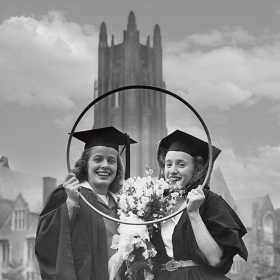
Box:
[0,157,44,213]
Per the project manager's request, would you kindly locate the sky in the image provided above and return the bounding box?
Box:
[0,0,280,208]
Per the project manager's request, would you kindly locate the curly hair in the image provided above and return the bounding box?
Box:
[157,146,211,192]
[71,147,125,193]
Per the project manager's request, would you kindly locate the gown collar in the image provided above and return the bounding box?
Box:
[80,181,118,206]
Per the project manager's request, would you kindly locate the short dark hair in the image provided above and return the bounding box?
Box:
[72,147,125,193]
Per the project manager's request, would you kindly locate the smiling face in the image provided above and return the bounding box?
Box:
[164,151,196,188]
[87,146,118,194]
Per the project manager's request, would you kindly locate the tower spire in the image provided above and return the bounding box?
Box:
[153,24,161,47]
[124,11,139,42]
[127,11,137,31]
[99,22,108,48]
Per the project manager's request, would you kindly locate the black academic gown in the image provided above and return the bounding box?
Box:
[151,188,248,280]
[35,185,118,280]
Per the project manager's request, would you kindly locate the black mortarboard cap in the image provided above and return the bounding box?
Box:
[72,126,136,150]
[71,126,137,178]
[159,130,221,162]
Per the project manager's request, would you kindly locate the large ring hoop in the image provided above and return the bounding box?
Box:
[67,85,213,225]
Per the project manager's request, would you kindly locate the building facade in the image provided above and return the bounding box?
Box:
[210,168,280,280]
[93,11,167,176]
[229,196,280,280]
[0,157,57,280]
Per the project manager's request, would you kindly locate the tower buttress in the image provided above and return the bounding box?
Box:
[99,22,108,48]
[127,11,137,31]
[152,24,163,85]
[97,22,109,126]
[146,36,150,47]
[153,24,161,47]
[111,34,114,46]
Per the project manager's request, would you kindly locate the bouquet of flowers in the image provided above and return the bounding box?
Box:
[108,166,184,280]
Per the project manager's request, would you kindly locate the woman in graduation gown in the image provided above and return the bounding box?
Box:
[151,130,248,280]
[35,126,136,280]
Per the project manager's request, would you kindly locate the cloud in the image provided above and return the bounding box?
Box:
[215,144,280,207]
[187,26,256,47]
[176,81,252,110]
[269,103,280,125]
[2,16,279,112]
[54,114,75,130]
[0,11,99,110]
[163,26,280,110]
[252,145,280,177]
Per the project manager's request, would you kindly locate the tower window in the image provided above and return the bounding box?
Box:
[94,80,98,99]
[115,92,119,108]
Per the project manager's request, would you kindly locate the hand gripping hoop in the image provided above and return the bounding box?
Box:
[66,85,213,225]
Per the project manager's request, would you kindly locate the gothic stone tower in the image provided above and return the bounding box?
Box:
[94,11,167,176]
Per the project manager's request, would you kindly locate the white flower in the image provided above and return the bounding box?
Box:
[150,248,157,257]
[144,187,154,197]
[119,198,128,212]
[137,210,144,217]
[141,196,150,206]
[155,186,164,196]
[145,165,153,176]
[111,234,120,249]
[142,249,149,259]
[171,192,179,198]
[127,196,136,209]
[110,168,185,280]
[157,177,165,185]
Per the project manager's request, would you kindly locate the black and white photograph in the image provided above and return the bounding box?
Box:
[0,1,280,279]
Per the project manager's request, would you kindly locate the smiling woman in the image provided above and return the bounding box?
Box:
[164,151,196,188]
[35,126,137,280]
[87,147,118,193]
[151,130,248,280]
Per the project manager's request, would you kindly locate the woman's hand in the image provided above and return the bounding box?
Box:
[186,185,223,266]
[186,185,205,214]
[63,173,81,205]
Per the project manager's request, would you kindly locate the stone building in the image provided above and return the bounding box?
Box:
[210,168,280,280]
[0,156,57,280]
[210,167,236,210]
[93,11,167,176]
[229,196,280,280]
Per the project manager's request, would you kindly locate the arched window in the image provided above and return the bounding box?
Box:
[230,255,244,273]
[263,213,274,243]
[262,213,274,266]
